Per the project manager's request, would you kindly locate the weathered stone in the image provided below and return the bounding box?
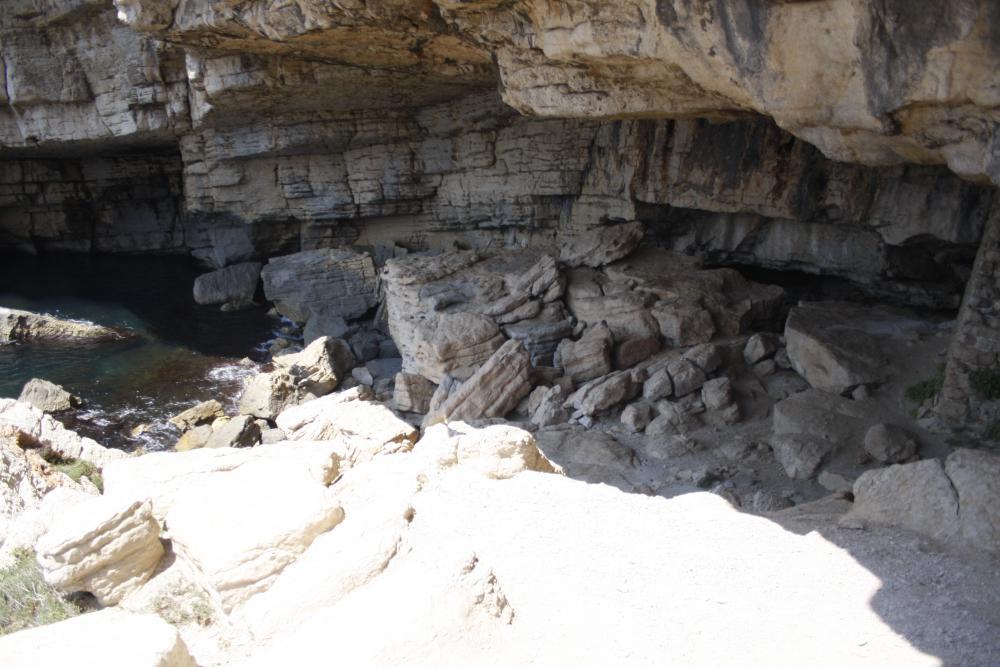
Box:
[0,399,125,467]
[944,448,1000,554]
[863,424,918,464]
[0,609,197,667]
[303,310,350,346]
[416,422,555,480]
[666,359,706,398]
[843,460,959,543]
[559,222,643,268]
[529,385,571,428]
[262,248,377,322]
[0,307,126,344]
[554,322,613,384]
[743,333,782,365]
[502,303,575,366]
[701,377,734,412]
[621,401,653,433]
[276,389,417,465]
[18,378,81,412]
[169,399,224,431]
[534,424,634,486]
[165,460,345,611]
[193,261,261,306]
[784,303,892,394]
[567,370,639,417]
[238,370,297,421]
[174,423,212,452]
[651,299,716,348]
[274,336,349,396]
[424,340,534,427]
[771,434,835,480]
[643,367,673,402]
[614,335,661,370]
[406,312,505,384]
[772,389,875,446]
[393,372,435,414]
[205,415,261,449]
[36,496,164,605]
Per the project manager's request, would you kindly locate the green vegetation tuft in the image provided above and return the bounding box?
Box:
[905,375,944,403]
[970,368,1000,401]
[42,451,103,492]
[0,550,82,635]
[151,588,214,627]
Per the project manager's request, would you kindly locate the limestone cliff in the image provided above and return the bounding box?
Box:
[0,0,998,309]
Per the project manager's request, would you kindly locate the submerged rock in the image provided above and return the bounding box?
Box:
[0,307,128,344]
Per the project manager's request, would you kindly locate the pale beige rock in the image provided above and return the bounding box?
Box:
[528,385,571,428]
[407,312,505,384]
[36,495,164,605]
[204,415,260,449]
[416,422,556,480]
[103,441,344,522]
[238,370,297,420]
[169,399,224,431]
[173,424,212,452]
[843,460,959,543]
[554,321,613,383]
[0,399,125,467]
[165,459,345,611]
[276,391,417,465]
[273,336,351,396]
[424,339,533,427]
[393,372,435,413]
[0,487,93,569]
[0,608,197,667]
[18,378,81,412]
[863,424,918,464]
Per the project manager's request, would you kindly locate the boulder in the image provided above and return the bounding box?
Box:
[843,460,959,543]
[614,335,661,370]
[771,433,836,480]
[554,322,613,383]
[192,261,261,307]
[784,303,892,394]
[238,370,297,420]
[501,303,575,366]
[424,340,534,427]
[863,424,917,463]
[534,424,635,486]
[36,496,164,605]
[174,424,212,452]
[406,312,506,384]
[651,299,716,347]
[0,609,197,667]
[559,221,644,268]
[643,367,674,402]
[303,310,350,346]
[165,459,345,611]
[666,359,707,398]
[529,385,571,428]
[17,378,81,412]
[168,399,224,431]
[566,370,639,417]
[261,248,378,322]
[0,307,127,343]
[0,399,125,467]
[393,372,435,413]
[743,333,781,365]
[772,389,874,447]
[273,336,352,395]
[944,449,1000,554]
[103,441,344,522]
[701,376,734,411]
[205,415,261,449]
[276,390,417,465]
[621,401,653,433]
[416,422,556,480]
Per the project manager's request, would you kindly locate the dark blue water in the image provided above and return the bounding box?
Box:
[0,255,274,451]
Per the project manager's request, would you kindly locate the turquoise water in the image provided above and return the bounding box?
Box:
[0,255,274,451]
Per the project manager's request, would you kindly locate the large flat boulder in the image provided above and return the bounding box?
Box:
[0,608,196,667]
[784,302,893,394]
[261,248,377,322]
[416,422,556,480]
[18,378,81,412]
